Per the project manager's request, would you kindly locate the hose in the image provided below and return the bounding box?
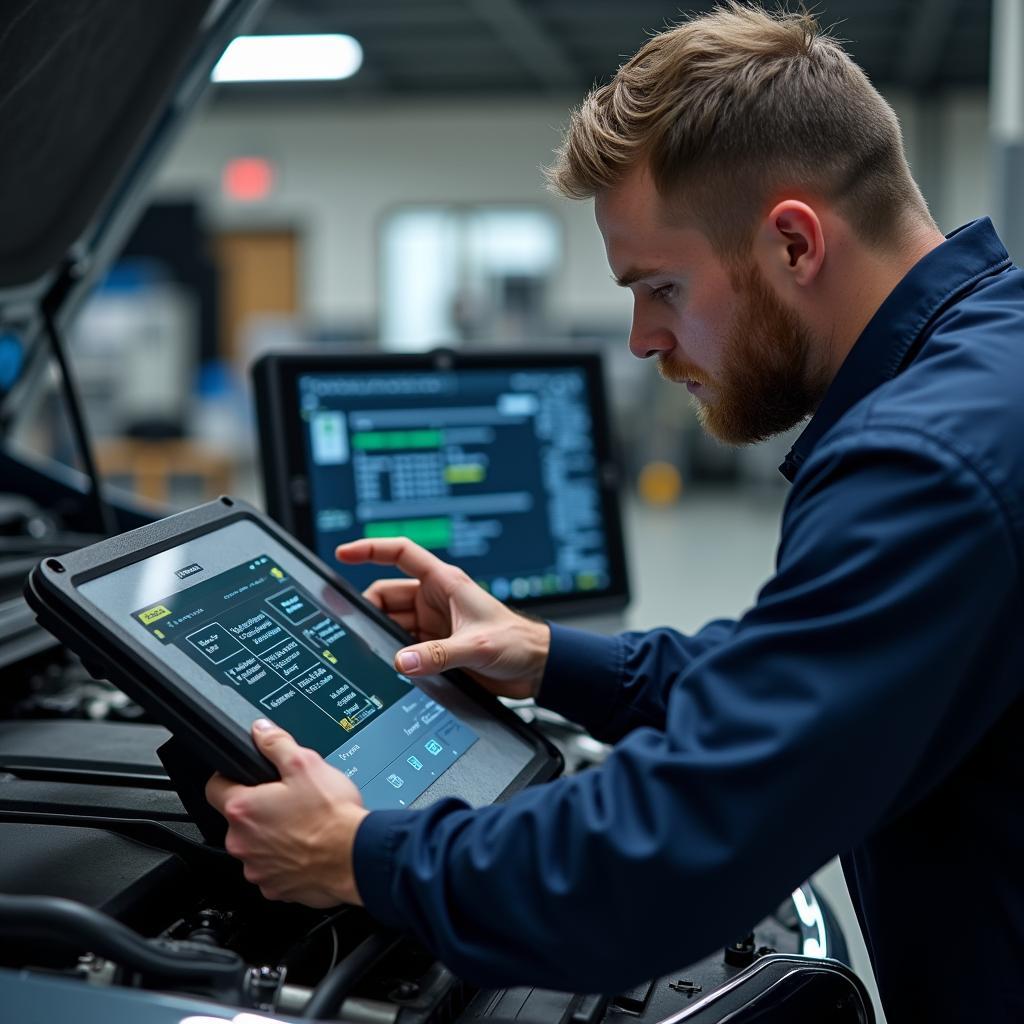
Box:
[304,929,402,1020]
[0,894,243,981]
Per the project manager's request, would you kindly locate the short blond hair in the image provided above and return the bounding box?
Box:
[548,3,931,255]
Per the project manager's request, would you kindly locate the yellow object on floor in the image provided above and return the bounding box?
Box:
[638,461,683,506]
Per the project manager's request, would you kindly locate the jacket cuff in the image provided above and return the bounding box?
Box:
[352,808,419,928]
[536,623,624,736]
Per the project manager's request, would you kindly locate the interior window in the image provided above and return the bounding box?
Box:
[380,206,561,350]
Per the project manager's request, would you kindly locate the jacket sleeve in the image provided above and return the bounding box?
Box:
[353,428,1022,993]
[536,618,737,744]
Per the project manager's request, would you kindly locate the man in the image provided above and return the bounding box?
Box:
[206,5,1024,1020]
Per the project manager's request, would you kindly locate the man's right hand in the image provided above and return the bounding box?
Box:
[336,538,551,701]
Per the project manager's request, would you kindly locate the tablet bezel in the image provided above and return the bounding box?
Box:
[26,497,562,798]
[253,347,631,619]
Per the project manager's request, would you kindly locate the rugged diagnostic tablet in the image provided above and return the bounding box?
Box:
[25,498,560,809]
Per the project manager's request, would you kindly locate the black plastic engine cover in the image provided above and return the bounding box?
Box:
[0,776,187,820]
[0,822,193,928]
[0,720,171,785]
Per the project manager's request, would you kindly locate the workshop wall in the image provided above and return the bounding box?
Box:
[938,91,991,228]
[151,87,995,353]
[153,98,631,346]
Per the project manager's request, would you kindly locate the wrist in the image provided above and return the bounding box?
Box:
[520,617,551,698]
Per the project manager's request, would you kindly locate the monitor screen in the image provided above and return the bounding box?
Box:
[256,352,629,616]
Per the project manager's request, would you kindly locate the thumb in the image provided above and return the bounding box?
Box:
[251,718,305,776]
[395,633,490,676]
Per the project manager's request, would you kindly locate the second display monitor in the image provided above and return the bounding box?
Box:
[255,350,629,618]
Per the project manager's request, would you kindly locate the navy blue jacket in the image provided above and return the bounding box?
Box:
[355,218,1024,1022]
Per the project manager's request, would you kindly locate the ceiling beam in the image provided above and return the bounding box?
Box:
[464,0,580,91]
[898,0,961,90]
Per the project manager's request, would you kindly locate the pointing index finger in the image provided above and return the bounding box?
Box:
[337,538,448,581]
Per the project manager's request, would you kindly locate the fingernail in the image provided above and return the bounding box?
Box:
[253,718,274,733]
[398,651,420,672]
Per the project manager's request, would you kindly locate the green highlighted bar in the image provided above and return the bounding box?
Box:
[352,429,443,451]
[364,517,452,550]
[444,463,486,484]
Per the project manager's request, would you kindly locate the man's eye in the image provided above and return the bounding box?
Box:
[650,284,677,303]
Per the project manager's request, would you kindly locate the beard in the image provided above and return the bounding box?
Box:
[659,262,829,446]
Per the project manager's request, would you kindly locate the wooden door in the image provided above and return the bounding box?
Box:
[214,229,299,364]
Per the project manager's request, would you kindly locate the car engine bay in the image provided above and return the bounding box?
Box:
[0,618,870,1023]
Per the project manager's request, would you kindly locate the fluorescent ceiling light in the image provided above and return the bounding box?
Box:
[212,34,363,83]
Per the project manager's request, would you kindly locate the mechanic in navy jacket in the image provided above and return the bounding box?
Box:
[207,6,1024,1020]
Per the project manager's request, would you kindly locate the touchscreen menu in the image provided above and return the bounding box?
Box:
[132,556,477,808]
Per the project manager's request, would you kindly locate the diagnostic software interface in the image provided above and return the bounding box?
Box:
[131,554,477,809]
[299,367,613,601]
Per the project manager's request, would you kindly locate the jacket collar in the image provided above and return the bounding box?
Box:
[779,217,1012,482]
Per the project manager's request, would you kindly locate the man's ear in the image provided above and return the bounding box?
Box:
[753,200,825,289]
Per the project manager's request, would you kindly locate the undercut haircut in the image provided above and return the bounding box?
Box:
[548,2,933,256]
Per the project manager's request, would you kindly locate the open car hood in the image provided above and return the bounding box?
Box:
[0,0,265,410]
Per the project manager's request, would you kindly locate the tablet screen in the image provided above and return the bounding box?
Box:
[78,519,533,810]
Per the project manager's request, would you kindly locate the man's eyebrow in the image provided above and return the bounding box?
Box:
[613,266,667,287]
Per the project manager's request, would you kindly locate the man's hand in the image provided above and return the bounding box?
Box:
[206,719,368,907]
[337,538,551,701]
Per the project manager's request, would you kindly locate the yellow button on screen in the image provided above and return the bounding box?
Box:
[138,605,172,625]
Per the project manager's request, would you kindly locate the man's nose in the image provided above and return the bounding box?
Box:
[628,309,675,360]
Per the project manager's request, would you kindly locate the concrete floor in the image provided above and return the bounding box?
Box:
[618,486,885,1021]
